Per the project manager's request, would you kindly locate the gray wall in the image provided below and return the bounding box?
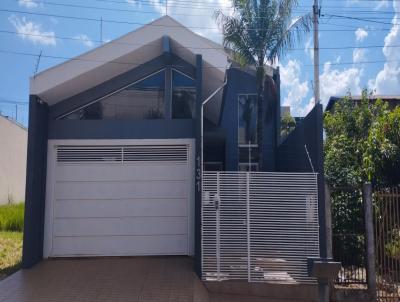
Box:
[48,119,195,139]
[0,116,27,204]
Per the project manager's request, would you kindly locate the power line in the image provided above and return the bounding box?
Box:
[12,0,395,15]
[323,14,400,26]
[0,29,397,51]
[0,48,395,68]
[0,8,394,32]
[5,0,396,18]
[0,99,28,105]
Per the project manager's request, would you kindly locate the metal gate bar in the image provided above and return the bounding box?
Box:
[375,187,400,301]
[202,171,320,284]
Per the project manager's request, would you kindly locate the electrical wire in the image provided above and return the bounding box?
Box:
[0,29,397,50]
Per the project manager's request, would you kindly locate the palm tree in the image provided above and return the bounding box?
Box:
[215,0,311,170]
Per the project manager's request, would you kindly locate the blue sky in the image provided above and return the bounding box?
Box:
[0,0,398,126]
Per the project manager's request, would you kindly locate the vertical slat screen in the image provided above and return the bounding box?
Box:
[202,172,319,284]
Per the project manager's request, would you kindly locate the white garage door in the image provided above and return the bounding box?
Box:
[44,140,194,258]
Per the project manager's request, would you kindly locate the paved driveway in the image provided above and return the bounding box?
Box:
[0,257,208,302]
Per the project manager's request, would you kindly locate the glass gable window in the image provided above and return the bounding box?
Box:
[238,94,258,171]
[63,69,165,120]
[172,69,196,119]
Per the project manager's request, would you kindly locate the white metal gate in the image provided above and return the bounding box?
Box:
[202,172,320,284]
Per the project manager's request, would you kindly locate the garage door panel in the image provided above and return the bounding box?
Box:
[53,217,188,237]
[46,142,193,257]
[55,164,187,182]
[52,235,188,256]
[55,180,187,200]
[54,198,187,218]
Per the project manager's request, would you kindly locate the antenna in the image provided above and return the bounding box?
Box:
[34,50,42,77]
[165,0,168,15]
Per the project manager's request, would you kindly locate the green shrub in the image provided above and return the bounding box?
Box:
[0,203,24,232]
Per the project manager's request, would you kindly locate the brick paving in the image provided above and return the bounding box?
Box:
[0,257,204,302]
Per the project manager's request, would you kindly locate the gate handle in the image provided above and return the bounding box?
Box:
[213,194,220,210]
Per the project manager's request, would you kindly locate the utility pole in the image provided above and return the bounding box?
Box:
[313,0,320,105]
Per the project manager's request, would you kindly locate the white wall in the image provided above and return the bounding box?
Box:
[0,116,27,204]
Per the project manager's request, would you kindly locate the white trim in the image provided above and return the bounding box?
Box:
[43,143,56,258]
[172,68,196,81]
[44,138,195,258]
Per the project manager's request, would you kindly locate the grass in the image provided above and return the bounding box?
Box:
[0,231,23,280]
[0,203,24,232]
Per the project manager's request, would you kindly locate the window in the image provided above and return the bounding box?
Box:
[172,69,196,119]
[238,94,257,145]
[238,94,258,171]
[63,69,166,120]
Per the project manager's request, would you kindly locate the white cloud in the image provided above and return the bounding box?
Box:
[304,36,313,60]
[126,0,232,43]
[74,34,94,48]
[8,15,56,46]
[295,62,362,116]
[319,62,362,105]
[18,0,38,8]
[355,28,368,42]
[126,0,164,15]
[375,0,389,10]
[280,59,310,115]
[352,48,366,63]
[369,0,400,94]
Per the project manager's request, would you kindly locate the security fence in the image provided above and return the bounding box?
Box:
[201,171,320,284]
[331,186,367,285]
[375,187,400,301]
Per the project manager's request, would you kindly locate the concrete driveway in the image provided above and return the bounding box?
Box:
[0,257,208,302]
[0,257,317,302]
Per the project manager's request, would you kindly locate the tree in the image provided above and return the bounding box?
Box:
[281,111,296,139]
[324,90,400,267]
[324,90,400,188]
[215,0,311,169]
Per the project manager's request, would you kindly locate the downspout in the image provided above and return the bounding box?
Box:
[200,75,228,171]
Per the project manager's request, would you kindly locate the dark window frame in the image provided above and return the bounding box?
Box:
[60,67,197,121]
[237,93,258,171]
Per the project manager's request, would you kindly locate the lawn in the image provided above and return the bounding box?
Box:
[0,203,24,280]
[0,203,24,232]
[0,231,22,280]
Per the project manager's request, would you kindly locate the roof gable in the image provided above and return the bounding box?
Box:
[30,16,228,105]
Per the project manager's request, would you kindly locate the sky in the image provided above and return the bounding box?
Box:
[0,0,398,126]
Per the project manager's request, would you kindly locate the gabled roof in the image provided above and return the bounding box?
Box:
[30,16,230,105]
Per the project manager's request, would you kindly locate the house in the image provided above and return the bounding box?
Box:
[23,16,336,301]
[0,114,27,204]
[326,95,400,112]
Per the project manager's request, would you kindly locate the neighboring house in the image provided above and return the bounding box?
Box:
[23,16,332,300]
[326,95,400,112]
[0,114,27,204]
